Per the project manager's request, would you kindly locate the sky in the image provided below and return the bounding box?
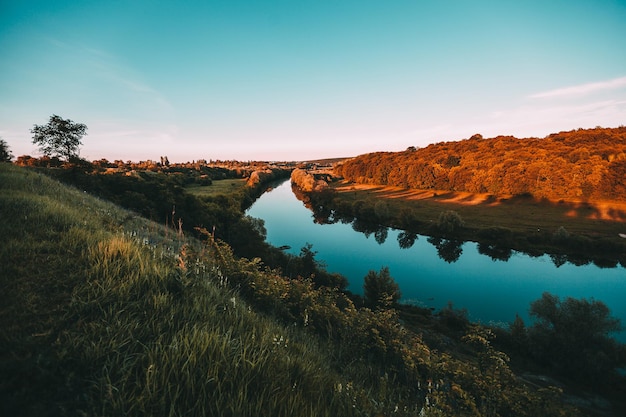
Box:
[1,0,625,162]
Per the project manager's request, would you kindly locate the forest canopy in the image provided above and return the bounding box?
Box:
[334,127,626,200]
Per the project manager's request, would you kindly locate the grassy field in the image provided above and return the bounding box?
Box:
[0,164,370,416]
[186,178,247,198]
[327,179,626,265]
[3,163,617,416]
[332,181,626,238]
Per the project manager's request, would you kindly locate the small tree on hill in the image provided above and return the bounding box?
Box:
[0,138,13,162]
[31,115,87,161]
[363,266,401,309]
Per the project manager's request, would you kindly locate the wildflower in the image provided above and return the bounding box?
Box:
[272,334,288,348]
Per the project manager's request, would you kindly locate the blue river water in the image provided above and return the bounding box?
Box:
[247,180,626,340]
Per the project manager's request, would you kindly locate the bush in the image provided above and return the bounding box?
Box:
[552,226,570,243]
[363,267,401,310]
[477,226,512,241]
[437,302,470,333]
[374,200,390,221]
[527,292,625,382]
[437,210,464,234]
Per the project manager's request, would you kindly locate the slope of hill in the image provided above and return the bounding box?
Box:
[0,164,364,416]
[335,127,626,201]
[3,163,622,416]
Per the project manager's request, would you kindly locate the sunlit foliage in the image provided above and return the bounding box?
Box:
[335,127,626,200]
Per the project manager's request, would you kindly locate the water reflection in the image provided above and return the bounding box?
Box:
[292,183,626,269]
[427,237,464,263]
[374,227,388,245]
[477,242,513,262]
[397,231,418,249]
[248,180,626,341]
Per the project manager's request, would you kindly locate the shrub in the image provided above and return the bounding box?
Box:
[552,226,570,243]
[528,292,625,382]
[437,210,464,234]
[374,200,390,221]
[363,267,401,310]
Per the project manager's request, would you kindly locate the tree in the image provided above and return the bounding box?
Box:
[363,266,401,309]
[0,138,13,162]
[298,243,320,278]
[31,115,87,161]
[528,292,625,381]
[509,314,528,352]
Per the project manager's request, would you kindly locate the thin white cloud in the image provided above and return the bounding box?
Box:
[44,37,174,113]
[530,76,626,99]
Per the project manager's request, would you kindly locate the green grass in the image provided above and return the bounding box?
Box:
[1,164,600,416]
[328,180,626,264]
[0,164,431,416]
[0,164,348,416]
[186,178,247,198]
[332,181,625,237]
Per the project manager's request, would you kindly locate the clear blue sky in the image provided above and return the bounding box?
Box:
[1,0,625,162]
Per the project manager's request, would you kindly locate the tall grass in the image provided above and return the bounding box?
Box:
[0,164,398,416]
[1,164,588,417]
[64,234,360,416]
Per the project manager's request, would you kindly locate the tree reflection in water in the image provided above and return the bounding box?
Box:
[477,242,513,262]
[291,182,626,268]
[397,231,418,249]
[427,237,463,263]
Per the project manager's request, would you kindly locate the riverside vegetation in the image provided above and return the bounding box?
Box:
[335,127,626,201]
[2,161,626,416]
[291,127,626,267]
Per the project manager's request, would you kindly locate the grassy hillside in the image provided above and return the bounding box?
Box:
[0,164,360,416]
[3,163,622,416]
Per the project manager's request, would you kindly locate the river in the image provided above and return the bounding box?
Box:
[247,180,626,340]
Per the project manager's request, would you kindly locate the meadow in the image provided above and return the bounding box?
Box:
[186,178,248,198]
[2,162,623,416]
[307,178,626,267]
[332,181,626,237]
[0,164,361,416]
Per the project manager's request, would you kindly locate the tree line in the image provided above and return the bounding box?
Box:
[335,127,626,200]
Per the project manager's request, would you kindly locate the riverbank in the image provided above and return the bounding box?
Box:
[5,163,625,416]
[301,175,626,266]
[333,180,626,234]
[253,178,626,415]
